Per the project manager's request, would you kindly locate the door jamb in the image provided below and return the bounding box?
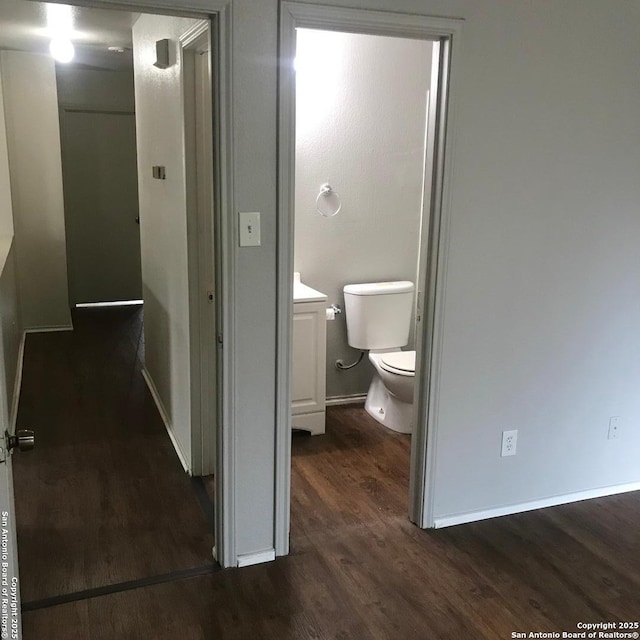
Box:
[180,21,215,478]
[276,1,463,555]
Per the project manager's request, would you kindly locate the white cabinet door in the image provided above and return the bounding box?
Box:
[292,301,326,434]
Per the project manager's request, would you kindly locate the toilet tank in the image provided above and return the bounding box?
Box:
[343,281,415,350]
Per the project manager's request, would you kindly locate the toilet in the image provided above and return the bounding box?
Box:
[343,281,416,434]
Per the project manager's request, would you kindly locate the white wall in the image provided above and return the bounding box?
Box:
[0,51,71,330]
[132,14,198,471]
[294,30,431,398]
[0,71,13,237]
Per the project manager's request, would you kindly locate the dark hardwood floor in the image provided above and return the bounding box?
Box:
[17,326,640,638]
[13,307,214,605]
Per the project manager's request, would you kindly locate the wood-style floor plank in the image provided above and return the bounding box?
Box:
[18,341,640,638]
[13,307,214,603]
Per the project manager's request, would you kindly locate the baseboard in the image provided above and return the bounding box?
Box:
[9,332,26,431]
[325,393,367,407]
[236,549,276,568]
[24,324,74,333]
[433,481,640,529]
[141,367,191,475]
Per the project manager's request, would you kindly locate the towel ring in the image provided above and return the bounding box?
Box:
[316,183,341,218]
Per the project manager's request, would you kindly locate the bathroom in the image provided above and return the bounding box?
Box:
[290,27,438,528]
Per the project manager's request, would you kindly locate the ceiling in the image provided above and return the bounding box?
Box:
[0,0,139,71]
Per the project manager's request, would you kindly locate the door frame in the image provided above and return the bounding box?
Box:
[38,0,236,568]
[275,2,463,555]
[181,21,216,478]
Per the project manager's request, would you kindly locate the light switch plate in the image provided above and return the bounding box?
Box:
[239,212,261,247]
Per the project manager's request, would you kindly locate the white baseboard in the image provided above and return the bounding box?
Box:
[9,332,26,431]
[141,367,191,475]
[433,481,640,529]
[24,324,74,333]
[325,393,367,407]
[237,549,276,568]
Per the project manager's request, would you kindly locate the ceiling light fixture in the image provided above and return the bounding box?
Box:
[49,38,75,63]
[46,4,75,63]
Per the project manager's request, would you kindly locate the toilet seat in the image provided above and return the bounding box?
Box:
[380,350,415,377]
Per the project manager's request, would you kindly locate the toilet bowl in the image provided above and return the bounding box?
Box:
[365,350,415,434]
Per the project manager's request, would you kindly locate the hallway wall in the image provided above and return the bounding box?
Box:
[132,14,199,472]
[0,51,71,331]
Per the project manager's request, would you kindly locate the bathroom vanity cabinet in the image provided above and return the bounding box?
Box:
[292,277,327,435]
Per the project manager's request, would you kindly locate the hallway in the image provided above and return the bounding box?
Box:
[13,306,215,607]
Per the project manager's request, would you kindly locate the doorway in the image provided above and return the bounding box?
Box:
[276,2,462,555]
[0,0,233,630]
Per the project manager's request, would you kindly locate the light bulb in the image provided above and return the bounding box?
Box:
[50,38,74,63]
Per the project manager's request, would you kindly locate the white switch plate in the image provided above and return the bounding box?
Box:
[239,212,261,247]
[608,416,622,440]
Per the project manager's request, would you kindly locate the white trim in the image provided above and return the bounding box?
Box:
[210,4,236,571]
[179,18,209,47]
[276,1,463,557]
[9,333,26,432]
[236,549,276,568]
[433,482,640,529]
[24,325,74,333]
[410,31,462,529]
[181,19,216,479]
[141,367,191,475]
[75,300,143,308]
[325,394,367,407]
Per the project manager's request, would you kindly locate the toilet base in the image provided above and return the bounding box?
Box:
[364,375,413,434]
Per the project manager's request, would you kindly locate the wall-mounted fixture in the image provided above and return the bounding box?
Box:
[152,166,166,180]
[316,183,341,217]
[153,39,171,69]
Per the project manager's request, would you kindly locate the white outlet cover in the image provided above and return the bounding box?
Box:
[501,429,518,457]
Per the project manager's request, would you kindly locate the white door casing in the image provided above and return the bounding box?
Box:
[276,2,463,555]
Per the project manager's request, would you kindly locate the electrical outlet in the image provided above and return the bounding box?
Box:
[608,416,622,440]
[501,430,518,457]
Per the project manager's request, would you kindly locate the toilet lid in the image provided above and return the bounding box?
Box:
[380,351,416,375]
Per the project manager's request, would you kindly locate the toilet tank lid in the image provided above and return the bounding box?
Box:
[343,281,414,296]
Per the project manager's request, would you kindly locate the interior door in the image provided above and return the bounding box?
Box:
[0,244,23,638]
[0,454,21,639]
[60,109,142,306]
